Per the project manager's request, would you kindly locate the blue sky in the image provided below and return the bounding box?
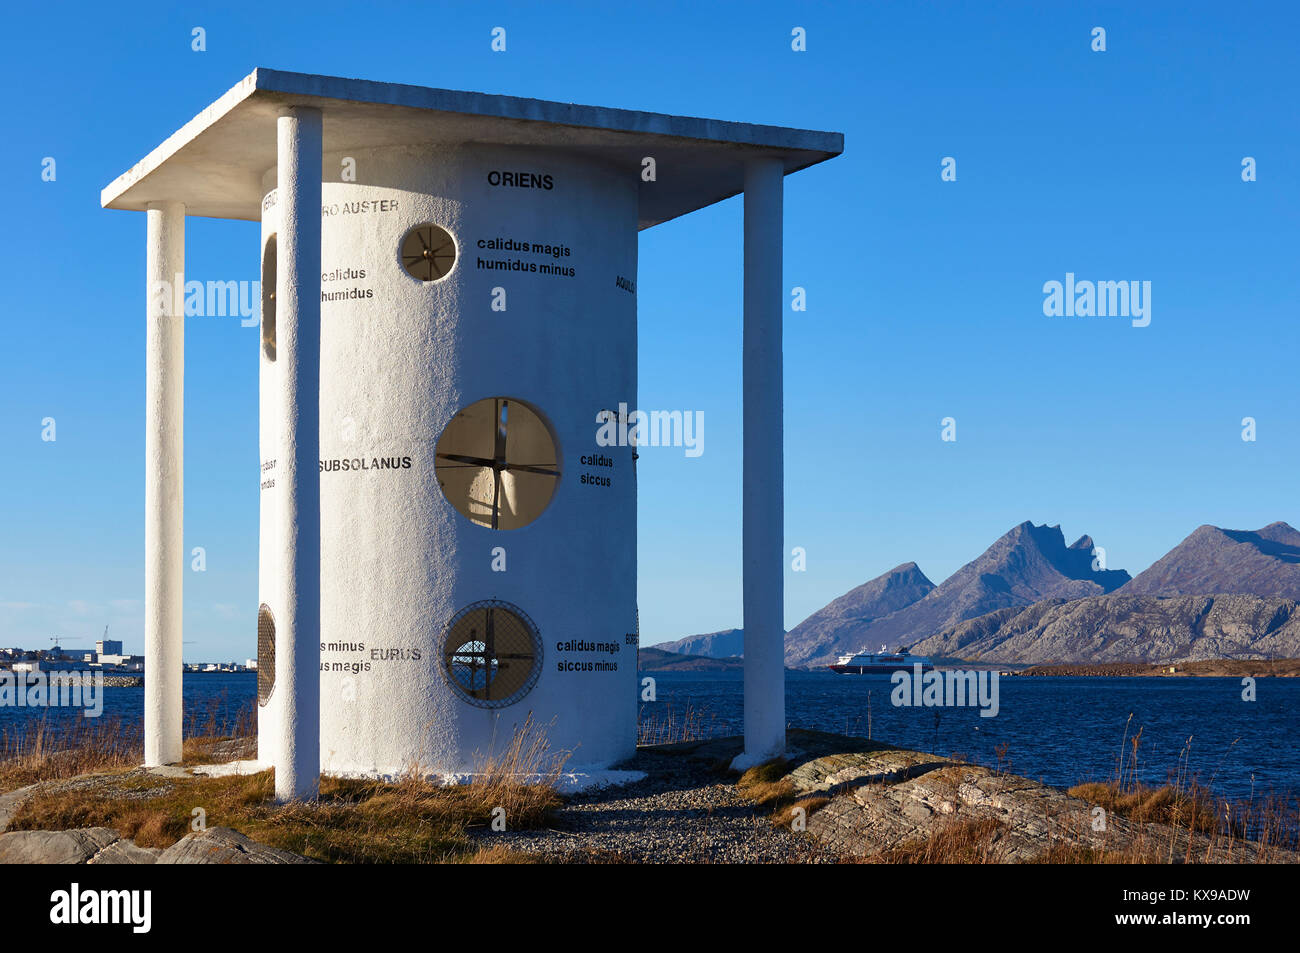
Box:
[1,1,1296,658]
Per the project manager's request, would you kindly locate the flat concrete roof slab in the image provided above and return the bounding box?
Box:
[102,68,843,228]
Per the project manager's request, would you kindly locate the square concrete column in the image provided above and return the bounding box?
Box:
[144,200,185,767]
[735,157,785,771]
[274,106,323,801]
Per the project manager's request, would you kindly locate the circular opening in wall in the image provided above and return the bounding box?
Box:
[261,235,277,361]
[400,223,456,282]
[257,604,276,706]
[442,601,542,708]
[435,397,561,530]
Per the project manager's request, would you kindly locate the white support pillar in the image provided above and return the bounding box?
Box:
[735,157,785,771]
[144,200,185,767]
[275,106,323,801]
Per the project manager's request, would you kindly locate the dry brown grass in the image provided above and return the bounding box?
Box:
[0,717,141,792]
[872,817,1011,864]
[11,770,271,849]
[637,702,722,745]
[0,692,259,790]
[181,693,257,764]
[1032,841,1160,864]
[11,765,562,862]
[736,758,835,836]
[6,714,567,863]
[735,758,796,811]
[464,713,571,823]
[1068,780,1219,833]
[773,795,830,830]
[1070,716,1300,858]
[463,843,544,864]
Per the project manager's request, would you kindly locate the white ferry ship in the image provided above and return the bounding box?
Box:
[828,645,934,675]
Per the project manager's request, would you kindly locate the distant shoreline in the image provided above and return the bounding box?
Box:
[638,649,1300,678]
[1013,659,1300,678]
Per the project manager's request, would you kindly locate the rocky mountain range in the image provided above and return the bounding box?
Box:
[784,521,1130,668]
[910,593,1300,664]
[1120,522,1300,598]
[636,646,744,672]
[657,520,1300,667]
[655,627,745,658]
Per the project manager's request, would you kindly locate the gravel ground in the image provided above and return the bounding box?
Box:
[41,769,174,801]
[469,748,842,863]
[4,735,848,863]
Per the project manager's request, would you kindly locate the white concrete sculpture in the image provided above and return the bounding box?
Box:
[102,69,843,799]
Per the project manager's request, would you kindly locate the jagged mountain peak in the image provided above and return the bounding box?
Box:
[883,561,932,584]
[784,521,1129,668]
[1123,521,1300,597]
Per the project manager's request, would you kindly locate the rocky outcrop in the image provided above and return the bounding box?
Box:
[0,828,124,864]
[911,592,1300,664]
[0,825,312,864]
[774,732,1295,863]
[0,760,315,865]
[92,839,164,864]
[643,730,1292,863]
[157,827,316,864]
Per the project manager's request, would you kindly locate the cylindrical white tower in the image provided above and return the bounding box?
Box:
[258,144,639,776]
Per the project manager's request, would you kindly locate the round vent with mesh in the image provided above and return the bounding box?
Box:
[257,604,276,706]
[442,600,542,708]
[261,235,277,361]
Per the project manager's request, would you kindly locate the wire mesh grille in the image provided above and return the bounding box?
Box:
[261,235,276,362]
[257,604,276,706]
[442,600,542,708]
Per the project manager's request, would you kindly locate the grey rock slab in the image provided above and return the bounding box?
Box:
[88,839,162,864]
[793,753,1300,863]
[157,826,315,864]
[0,827,121,864]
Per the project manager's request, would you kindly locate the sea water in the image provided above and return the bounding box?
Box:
[4,669,1295,802]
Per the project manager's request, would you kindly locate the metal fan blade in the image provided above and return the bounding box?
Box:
[437,452,496,468]
[494,399,508,463]
[499,467,518,516]
[505,463,560,477]
[491,467,501,530]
